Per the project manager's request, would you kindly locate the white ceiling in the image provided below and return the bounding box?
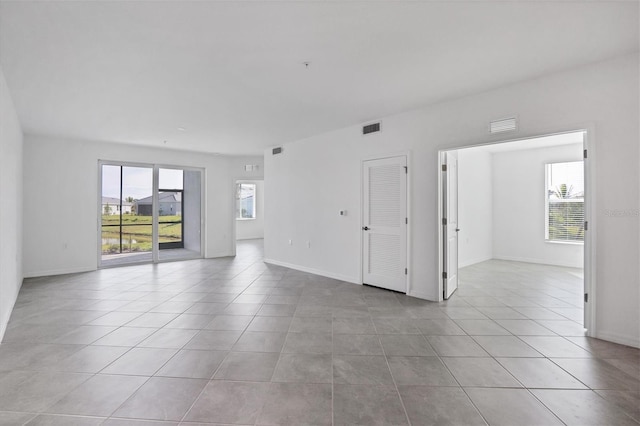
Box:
[1,1,637,155]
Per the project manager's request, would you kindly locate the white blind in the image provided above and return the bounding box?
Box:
[546,161,584,242]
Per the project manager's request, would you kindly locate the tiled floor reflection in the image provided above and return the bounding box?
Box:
[0,240,638,425]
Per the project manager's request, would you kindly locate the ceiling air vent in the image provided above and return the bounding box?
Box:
[363,122,381,135]
[272,147,283,155]
[489,117,517,134]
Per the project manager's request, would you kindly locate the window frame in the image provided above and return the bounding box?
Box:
[544,161,585,244]
[236,182,257,220]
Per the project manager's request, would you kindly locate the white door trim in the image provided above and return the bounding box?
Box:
[436,128,595,337]
[442,151,459,299]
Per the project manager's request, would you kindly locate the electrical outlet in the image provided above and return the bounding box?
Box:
[288,239,292,245]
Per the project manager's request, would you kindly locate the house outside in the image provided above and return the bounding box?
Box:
[135,192,182,216]
[102,196,133,215]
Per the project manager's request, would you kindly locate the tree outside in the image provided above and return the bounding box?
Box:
[548,183,584,241]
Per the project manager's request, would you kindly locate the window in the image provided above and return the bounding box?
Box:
[545,161,584,242]
[236,183,256,219]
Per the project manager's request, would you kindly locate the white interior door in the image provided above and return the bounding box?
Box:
[362,156,407,293]
[443,151,459,299]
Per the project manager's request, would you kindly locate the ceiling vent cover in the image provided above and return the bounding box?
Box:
[272,147,283,155]
[489,117,517,134]
[363,122,381,135]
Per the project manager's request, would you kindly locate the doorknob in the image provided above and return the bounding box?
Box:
[362,226,370,231]
[455,228,460,232]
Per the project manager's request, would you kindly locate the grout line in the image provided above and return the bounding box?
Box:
[331,305,335,426]
[7,248,637,425]
[375,315,413,426]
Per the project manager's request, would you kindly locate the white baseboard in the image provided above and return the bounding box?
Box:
[493,255,583,269]
[205,251,234,259]
[0,321,7,345]
[459,255,493,269]
[594,330,640,349]
[263,258,359,284]
[23,266,96,278]
[0,277,22,343]
[406,289,438,302]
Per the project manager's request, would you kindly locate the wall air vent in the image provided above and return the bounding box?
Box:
[489,117,517,134]
[272,147,283,155]
[363,122,381,135]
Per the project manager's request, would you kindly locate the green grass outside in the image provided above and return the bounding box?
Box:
[101,214,182,254]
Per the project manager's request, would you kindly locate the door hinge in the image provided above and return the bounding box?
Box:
[442,218,447,225]
[405,268,408,275]
[583,149,588,159]
[584,293,589,303]
[584,221,588,231]
[405,217,408,225]
[442,271,447,279]
[442,164,447,172]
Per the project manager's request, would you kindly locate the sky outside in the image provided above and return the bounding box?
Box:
[102,166,183,200]
[548,161,584,198]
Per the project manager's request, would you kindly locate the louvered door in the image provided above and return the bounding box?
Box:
[362,156,407,292]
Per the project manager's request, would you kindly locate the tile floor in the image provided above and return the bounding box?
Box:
[0,240,638,425]
[101,248,202,268]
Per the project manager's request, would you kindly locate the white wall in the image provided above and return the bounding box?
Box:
[229,157,264,182]
[457,149,493,267]
[22,138,263,277]
[492,143,584,268]
[0,67,23,342]
[265,53,640,347]
[236,180,265,240]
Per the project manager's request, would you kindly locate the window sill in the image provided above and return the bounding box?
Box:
[545,240,584,246]
[236,218,256,221]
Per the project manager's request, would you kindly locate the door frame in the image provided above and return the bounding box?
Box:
[441,150,459,299]
[97,160,206,268]
[359,151,412,293]
[436,128,596,336]
[231,178,265,255]
[230,168,265,256]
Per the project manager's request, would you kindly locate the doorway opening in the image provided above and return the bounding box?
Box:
[99,162,203,267]
[234,179,264,258]
[438,130,591,333]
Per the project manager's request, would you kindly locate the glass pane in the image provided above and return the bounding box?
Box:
[101,165,153,266]
[122,167,153,254]
[158,190,183,247]
[101,165,121,255]
[546,161,584,242]
[548,161,584,200]
[159,168,183,190]
[236,183,256,219]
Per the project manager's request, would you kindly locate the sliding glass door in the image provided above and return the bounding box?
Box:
[101,164,154,266]
[157,167,202,261]
[99,162,202,267]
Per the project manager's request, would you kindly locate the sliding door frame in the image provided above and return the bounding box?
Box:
[98,160,205,268]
